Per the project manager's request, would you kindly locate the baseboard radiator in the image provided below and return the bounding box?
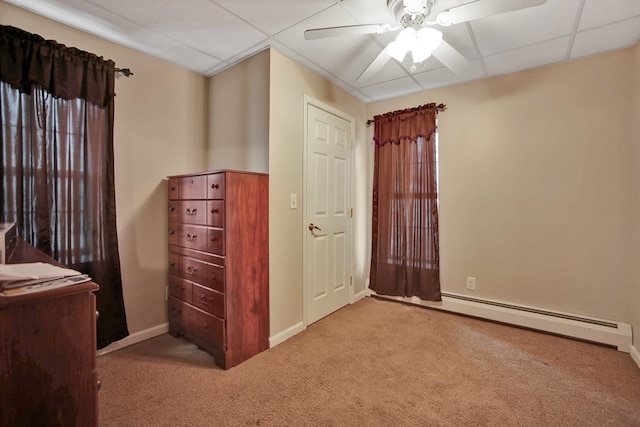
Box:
[368,291,632,353]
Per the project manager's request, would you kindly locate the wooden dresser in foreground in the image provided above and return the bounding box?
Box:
[167,170,269,369]
[0,239,100,426]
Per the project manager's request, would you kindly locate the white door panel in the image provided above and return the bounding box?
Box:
[305,103,352,325]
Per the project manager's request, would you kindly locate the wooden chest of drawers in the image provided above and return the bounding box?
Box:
[1,239,100,426]
[167,170,269,369]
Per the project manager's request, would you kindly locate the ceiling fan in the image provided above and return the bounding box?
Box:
[304,0,548,82]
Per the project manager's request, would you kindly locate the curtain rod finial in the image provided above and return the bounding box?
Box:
[116,68,133,78]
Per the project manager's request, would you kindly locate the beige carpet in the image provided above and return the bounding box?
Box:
[98,297,640,426]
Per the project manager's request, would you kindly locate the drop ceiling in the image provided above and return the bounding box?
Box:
[4,0,640,102]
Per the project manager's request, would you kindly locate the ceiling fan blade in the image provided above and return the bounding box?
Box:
[431,40,470,75]
[357,48,393,83]
[438,0,547,26]
[304,24,390,40]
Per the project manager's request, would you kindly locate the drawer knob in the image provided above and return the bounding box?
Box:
[169,207,174,212]
[170,186,176,191]
[169,230,175,235]
[210,208,219,214]
[186,234,197,242]
[169,262,176,267]
[210,237,216,242]
[186,266,198,275]
[211,183,219,189]
[186,208,198,216]
[97,380,102,390]
[211,274,216,280]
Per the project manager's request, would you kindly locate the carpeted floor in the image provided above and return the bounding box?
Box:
[98,297,640,426]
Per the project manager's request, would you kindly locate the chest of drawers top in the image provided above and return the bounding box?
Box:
[168,169,267,200]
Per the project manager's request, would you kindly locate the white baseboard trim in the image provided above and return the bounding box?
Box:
[368,291,632,353]
[97,323,169,356]
[269,321,305,348]
[352,288,367,303]
[630,344,640,370]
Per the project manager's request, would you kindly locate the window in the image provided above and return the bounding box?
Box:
[387,128,439,269]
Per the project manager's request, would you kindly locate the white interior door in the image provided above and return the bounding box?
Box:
[304,101,352,325]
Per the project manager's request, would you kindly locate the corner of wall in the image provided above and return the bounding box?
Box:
[632,41,640,356]
[630,343,640,370]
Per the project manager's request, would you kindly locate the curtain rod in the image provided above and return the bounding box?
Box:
[115,68,133,78]
[366,103,447,127]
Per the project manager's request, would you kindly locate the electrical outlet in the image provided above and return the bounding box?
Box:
[290,193,297,209]
[466,276,476,291]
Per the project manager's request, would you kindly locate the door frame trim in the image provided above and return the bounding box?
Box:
[302,95,355,327]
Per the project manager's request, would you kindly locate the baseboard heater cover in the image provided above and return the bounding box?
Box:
[367,290,632,353]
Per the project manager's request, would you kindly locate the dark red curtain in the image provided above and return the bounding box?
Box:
[370,103,441,301]
[0,25,128,348]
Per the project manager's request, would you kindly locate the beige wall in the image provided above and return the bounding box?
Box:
[368,49,635,323]
[1,3,209,335]
[5,1,638,351]
[208,50,269,173]
[268,50,368,337]
[632,42,640,351]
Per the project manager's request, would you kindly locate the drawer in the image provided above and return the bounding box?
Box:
[168,252,180,277]
[207,228,224,255]
[180,256,209,285]
[189,306,224,351]
[168,201,178,223]
[168,178,179,200]
[169,298,225,350]
[180,175,207,199]
[192,283,224,318]
[207,173,225,199]
[207,200,224,227]
[208,263,225,293]
[179,224,209,252]
[178,200,207,225]
[168,275,193,304]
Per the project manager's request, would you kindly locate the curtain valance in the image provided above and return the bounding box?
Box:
[373,103,440,146]
[0,25,115,107]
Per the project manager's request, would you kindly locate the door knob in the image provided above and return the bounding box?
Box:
[308,223,321,231]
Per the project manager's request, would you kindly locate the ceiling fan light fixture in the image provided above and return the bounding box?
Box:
[386,41,407,62]
[416,27,443,52]
[395,27,417,51]
[411,45,432,63]
[403,0,427,15]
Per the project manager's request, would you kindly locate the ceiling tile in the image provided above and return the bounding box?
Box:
[571,17,640,59]
[274,5,393,86]
[438,22,478,61]
[471,0,581,56]
[578,0,640,31]
[273,5,361,49]
[213,0,338,36]
[413,59,485,90]
[4,0,220,73]
[337,0,399,25]
[357,75,423,101]
[484,37,570,77]
[87,0,268,60]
